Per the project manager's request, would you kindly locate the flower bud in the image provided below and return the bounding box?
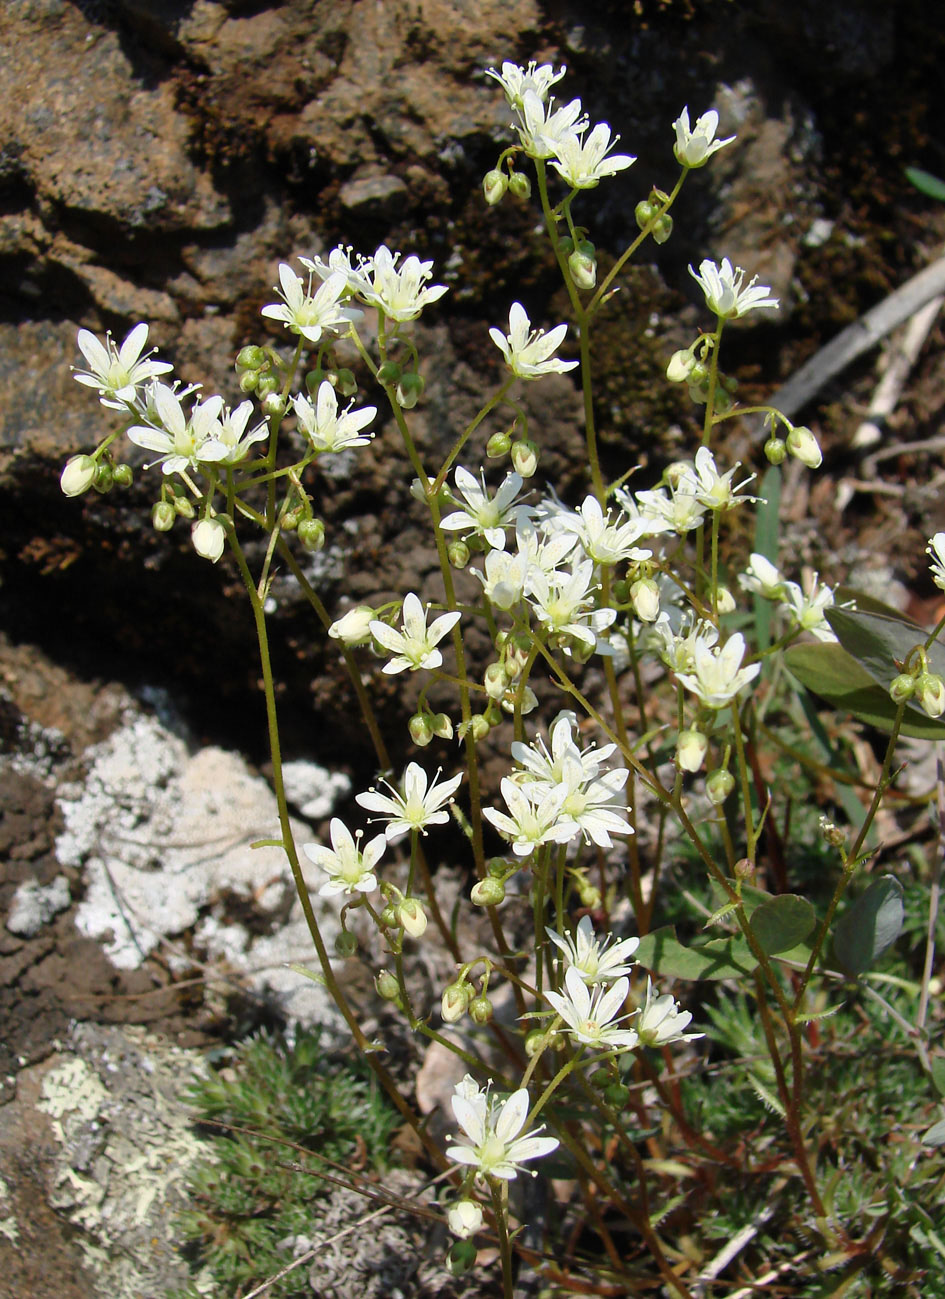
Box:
[446,1239,478,1277]
[764,436,787,466]
[152,500,176,532]
[298,518,326,552]
[92,462,114,493]
[819,816,847,849]
[508,171,531,200]
[173,494,196,519]
[666,350,695,384]
[329,605,375,646]
[889,672,916,704]
[487,857,509,877]
[375,970,400,1001]
[261,392,286,417]
[432,712,453,740]
[502,685,538,715]
[715,585,736,614]
[706,769,735,805]
[236,344,266,371]
[486,429,512,458]
[447,539,470,569]
[524,1028,546,1057]
[468,994,493,1025]
[576,877,602,909]
[503,634,531,679]
[734,856,754,881]
[376,361,402,386]
[239,370,260,393]
[510,438,539,478]
[398,897,428,938]
[786,425,823,469]
[334,931,358,958]
[441,982,471,1024]
[333,368,358,397]
[677,728,708,773]
[483,168,508,205]
[396,372,425,409]
[916,671,945,718]
[630,577,660,622]
[461,713,491,743]
[192,517,226,563]
[484,661,511,700]
[409,712,435,747]
[604,1081,631,1107]
[635,200,656,229]
[60,454,97,497]
[651,214,674,244]
[256,374,279,399]
[113,463,133,488]
[471,876,505,907]
[379,903,398,928]
[447,1199,483,1240]
[568,248,597,290]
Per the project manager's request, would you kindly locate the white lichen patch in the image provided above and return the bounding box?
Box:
[0,1174,17,1244]
[55,709,347,1026]
[6,874,71,937]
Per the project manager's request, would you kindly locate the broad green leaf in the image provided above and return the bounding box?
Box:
[784,641,945,739]
[922,1117,945,1147]
[749,894,817,955]
[905,166,945,203]
[634,925,757,981]
[931,1057,945,1099]
[825,605,945,688]
[832,875,905,976]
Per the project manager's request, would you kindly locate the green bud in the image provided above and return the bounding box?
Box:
[604,1082,630,1107]
[819,816,847,849]
[916,671,945,718]
[305,368,326,394]
[483,701,502,727]
[441,982,471,1023]
[568,248,597,290]
[576,878,602,909]
[483,169,508,205]
[764,437,787,466]
[635,200,656,229]
[889,672,916,704]
[734,857,754,882]
[524,1028,546,1058]
[468,994,493,1025]
[446,1239,478,1277]
[483,661,510,700]
[261,392,286,417]
[461,713,491,743]
[510,438,538,478]
[281,506,302,532]
[688,360,709,386]
[706,769,736,806]
[409,712,435,747]
[379,904,398,929]
[92,462,114,493]
[239,370,260,393]
[447,539,470,569]
[651,213,674,244]
[173,493,195,519]
[558,236,575,257]
[298,518,326,552]
[256,374,279,399]
[375,970,400,1002]
[333,368,358,397]
[432,712,453,740]
[487,857,509,878]
[113,464,133,488]
[470,876,505,907]
[376,361,402,386]
[334,931,358,958]
[508,171,531,200]
[236,344,266,371]
[486,429,512,459]
[396,372,425,409]
[152,501,176,532]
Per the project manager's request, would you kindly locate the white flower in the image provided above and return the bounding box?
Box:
[740,552,784,599]
[675,446,757,511]
[633,485,707,536]
[546,915,640,984]
[515,89,587,160]
[73,323,173,409]
[440,466,532,550]
[636,978,702,1046]
[447,1199,483,1239]
[261,266,359,342]
[301,244,370,294]
[356,762,463,841]
[544,967,639,1051]
[357,245,448,322]
[196,401,269,466]
[60,455,97,497]
[191,517,226,563]
[446,1078,558,1181]
[674,631,760,708]
[473,548,530,610]
[490,302,578,379]
[781,573,837,641]
[482,777,574,857]
[128,384,226,474]
[486,60,567,109]
[929,533,945,592]
[546,494,651,566]
[550,121,635,189]
[672,107,735,168]
[689,257,779,319]
[293,382,376,453]
[302,818,385,897]
[370,592,460,674]
[526,558,616,655]
[650,614,719,674]
[512,712,617,791]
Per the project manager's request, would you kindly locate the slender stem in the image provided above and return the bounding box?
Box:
[490,1180,514,1299]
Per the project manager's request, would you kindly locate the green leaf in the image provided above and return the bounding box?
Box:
[922,1117,945,1147]
[634,925,757,981]
[749,894,817,955]
[784,641,945,739]
[832,875,905,976]
[905,165,945,202]
[826,603,945,687]
[931,1056,945,1099]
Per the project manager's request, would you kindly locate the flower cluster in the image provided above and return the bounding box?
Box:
[446,1075,558,1182]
